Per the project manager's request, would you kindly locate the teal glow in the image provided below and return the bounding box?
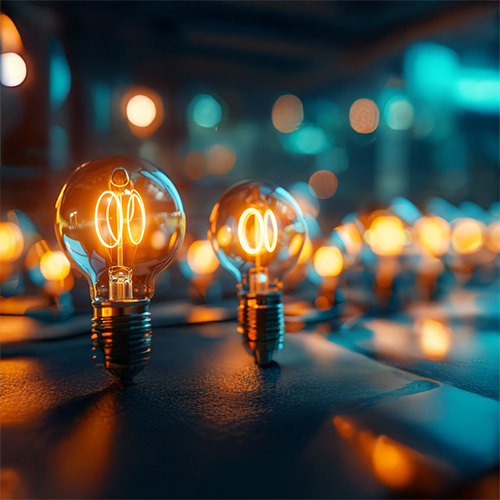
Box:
[456,68,500,114]
[404,42,458,101]
[282,124,330,155]
[190,94,222,128]
[91,83,111,132]
[49,39,71,111]
[384,96,414,131]
[49,126,68,170]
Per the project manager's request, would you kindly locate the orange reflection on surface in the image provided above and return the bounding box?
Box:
[54,391,116,498]
[0,222,23,262]
[414,216,450,256]
[417,318,451,360]
[368,216,405,256]
[451,218,484,255]
[187,240,219,275]
[314,246,343,277]
[372,435,416,489]
[0,14,23,53]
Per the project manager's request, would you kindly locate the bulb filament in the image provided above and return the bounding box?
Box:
[238,208,278,255]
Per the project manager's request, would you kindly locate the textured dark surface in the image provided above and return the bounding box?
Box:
[1,288,499,499]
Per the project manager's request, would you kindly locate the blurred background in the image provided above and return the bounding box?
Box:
[1,0,499,310]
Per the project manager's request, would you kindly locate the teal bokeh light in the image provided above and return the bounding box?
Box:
[384,96,414,131]
[282,124,330,155]
[190,94,222,128]
[49,38,71,111]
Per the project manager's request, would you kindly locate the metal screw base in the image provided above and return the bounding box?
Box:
[238,289,284,366]
[91,299,152,385]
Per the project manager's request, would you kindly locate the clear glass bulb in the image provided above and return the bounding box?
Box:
[54,155,185,383]
[208,180,307,365]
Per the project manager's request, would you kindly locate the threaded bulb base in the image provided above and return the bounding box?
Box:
[91,299,152,385]
[238,288,284,366]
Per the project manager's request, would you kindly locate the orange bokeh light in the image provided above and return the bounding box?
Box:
[122,87,163,137]
[485,221,500,253]
[187,240,219,275]
[1,14,23,53]
[40,251,71,281]
[314,246,343,277]
[0,222,24,262]
[272,94,304,133]
[349,98,379,134]
[451,218,484,255]
[368,216,405,257]
[309,170,338,200]
[417,318,451,360]
[414,216,450,256]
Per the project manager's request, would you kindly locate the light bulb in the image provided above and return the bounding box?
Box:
[55,156,185,383]
[208,180,307,365]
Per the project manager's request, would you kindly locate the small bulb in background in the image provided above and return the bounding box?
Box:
[209,180,307,365]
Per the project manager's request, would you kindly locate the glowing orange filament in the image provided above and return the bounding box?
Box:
[238,208,278,255]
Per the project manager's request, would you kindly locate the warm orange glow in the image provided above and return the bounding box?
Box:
[333,415,357,440]
[0,222,24,262]
[238,208,278,256]
[272,94,304,133]
[315,295,331,311]
[1,14,23,52]
[0,52,27,88]
[290,234,313,264]
[369,216,405,256]
[309,170,338,199]
[417,318,451,360]
[184,151,206,180]
[94,172,146,250]
[217,225,232,248]
[451,218,484,254]
[415,216,450,256]
[372,435,415,489]
[349,98,379,134]
[206,145,236,175]
[335,223,363,256]
[40,251,71,281]
[126,94,157,127]
[187,240,219,275]
[314,246,343,277]
[485,221,500,253]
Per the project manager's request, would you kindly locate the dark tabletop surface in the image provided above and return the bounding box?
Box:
[1,283,499,499]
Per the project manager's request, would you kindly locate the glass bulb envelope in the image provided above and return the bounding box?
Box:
[55,155,185,303]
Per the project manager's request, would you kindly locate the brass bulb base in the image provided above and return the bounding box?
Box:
[238,288,284,366]
[91,299,152,385]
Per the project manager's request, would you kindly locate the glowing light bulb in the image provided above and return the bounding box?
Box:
[368,216,405,257]
[414,216,450,256]
[126,94,156,127]
[208,180,307,365]
[55,156,185,383]
[314,246,343,278]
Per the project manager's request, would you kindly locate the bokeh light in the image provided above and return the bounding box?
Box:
[187,240,219,275]
[385,96,414,131]
[486,221,500,253]
[190,94,222,128]
[1,14,23,53]
[126,95,157,127]
[206,145,236,175]
[349,98,379,134]
[39,251,71,281]
[1,52,27,88]
[0,222,24,262]
[451,218,484,254]
[368,216,405,256]
[308,170,338,199]
[417,318,451,360]
[272,94,304,133]
[282,124,330,155]
[334,223,363,256]
[414,216,450,256]
[314,246,343,277]
[184,151,206,180]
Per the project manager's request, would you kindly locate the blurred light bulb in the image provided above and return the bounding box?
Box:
[314,246,343,277]
[126,95,156,127]
[40,250,71,281]
[55,156,185,383]
[0,52,27,87]
[451,218,484,254]
[414,216,450,256]
[369,216,405,256]
[0,222,24,262]
[187,240,219,275]
[209,180,307,365]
